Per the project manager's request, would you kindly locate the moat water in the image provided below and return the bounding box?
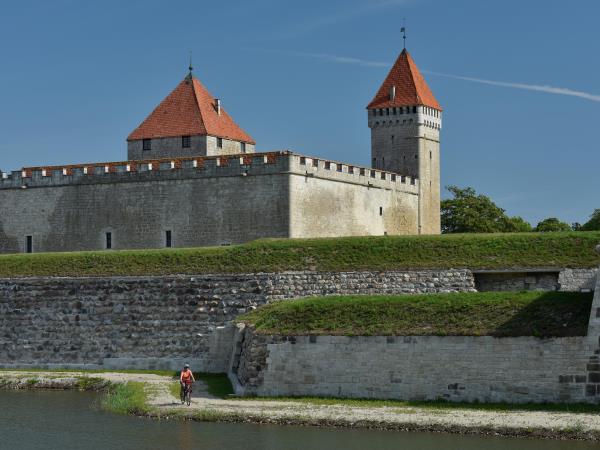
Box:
[0,390,597,450]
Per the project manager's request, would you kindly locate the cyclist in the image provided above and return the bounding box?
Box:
[180,363,195,404]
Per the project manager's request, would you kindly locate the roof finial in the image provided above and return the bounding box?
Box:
[188,51,194,77]
[401,19,407,50]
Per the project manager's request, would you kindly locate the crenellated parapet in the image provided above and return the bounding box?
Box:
[0,151,419,194]
[288,154,419,194]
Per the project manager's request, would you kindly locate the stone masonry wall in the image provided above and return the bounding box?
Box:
[0,152,420,254]
[231,264,600,404]
[1,267,596,376]
[0,270,474,371]
[234,327,593,403]
[474,271,560,292]
[559,268,599,292]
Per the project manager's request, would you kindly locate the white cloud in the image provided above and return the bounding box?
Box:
[285,51,390,67]
[422,70,600,103]
[287,51,600,103]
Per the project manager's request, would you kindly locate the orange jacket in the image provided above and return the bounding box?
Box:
[180,369,194,384]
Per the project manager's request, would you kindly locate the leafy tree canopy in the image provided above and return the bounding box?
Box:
[534,218,572,232]
[441,186,532,233]
[581,209,600,231]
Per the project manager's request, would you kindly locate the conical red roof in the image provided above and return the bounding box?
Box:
[367,49,441,110]
[128,76,255,144]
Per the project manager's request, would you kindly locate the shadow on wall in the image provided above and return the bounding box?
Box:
[474,272,559,292]
[492,292,593,338]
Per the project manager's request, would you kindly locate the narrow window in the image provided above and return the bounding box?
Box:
[379,207,383,216]
[430,151,432,159]
[312,158,319,167]
[26,236,32,253]
[165,230,172,248]
[217,137,223,148]
[391,135,394,142]
[412,106,417,113]
[385,108,389,116]
[241,142,246,153]
[106,232,112,250]
[372,157,376,168]
[382,157,385,166]
[182,136,191,148]
[142,139,151,151]
[300,157,306,165]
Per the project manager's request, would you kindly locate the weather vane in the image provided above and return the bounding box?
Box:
[401,19,407,49]
[188,51,194,76]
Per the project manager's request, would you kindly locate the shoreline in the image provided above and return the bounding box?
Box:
[1,370,600,442]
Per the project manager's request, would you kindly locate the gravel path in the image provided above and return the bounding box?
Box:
[2,370,600,440]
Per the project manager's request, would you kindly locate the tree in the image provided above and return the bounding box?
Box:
[502,216,533,232]
[534,218,572,232]
[581,209,600,231]
[441,186,532,233]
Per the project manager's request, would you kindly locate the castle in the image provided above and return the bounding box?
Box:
[0,48,441,254]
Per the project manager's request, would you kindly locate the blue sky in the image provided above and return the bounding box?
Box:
[0,0,598,226]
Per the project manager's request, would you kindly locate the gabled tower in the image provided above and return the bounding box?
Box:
[127,72,255,160]
[367,48,442,234]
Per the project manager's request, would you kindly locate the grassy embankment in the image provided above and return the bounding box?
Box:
[0,232,598,277]
[240,291,594,337]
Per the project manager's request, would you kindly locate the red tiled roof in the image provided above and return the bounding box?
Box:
[367,49,441,110]
[127,75,255,144]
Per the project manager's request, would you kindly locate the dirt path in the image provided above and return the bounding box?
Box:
[2,370,600,440]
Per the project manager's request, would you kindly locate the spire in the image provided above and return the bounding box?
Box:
[401,19,406,50]
[367,49,441,110]
[186,51,194,80]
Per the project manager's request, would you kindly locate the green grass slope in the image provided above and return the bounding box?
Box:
[0,232,598,277]
[239,291,594,337]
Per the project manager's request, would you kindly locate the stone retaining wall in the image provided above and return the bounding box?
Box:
[559,268,599,292]
[0,270,474,371]
[0,267,596,375]
[232,326,593,403]
[230,266,600,404]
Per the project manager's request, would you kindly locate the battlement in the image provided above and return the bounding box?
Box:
[0,151,419,194]
[368,105,441,130]
[288,154,419,194]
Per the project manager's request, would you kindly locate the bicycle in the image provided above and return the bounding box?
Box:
[180,382,193,406]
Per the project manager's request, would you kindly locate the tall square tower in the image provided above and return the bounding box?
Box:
[367,49,442,234]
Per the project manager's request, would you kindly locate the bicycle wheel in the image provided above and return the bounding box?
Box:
[186,388,191,406]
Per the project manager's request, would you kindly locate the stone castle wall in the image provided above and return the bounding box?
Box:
[0,152,419,254]
[231,266,600,404]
